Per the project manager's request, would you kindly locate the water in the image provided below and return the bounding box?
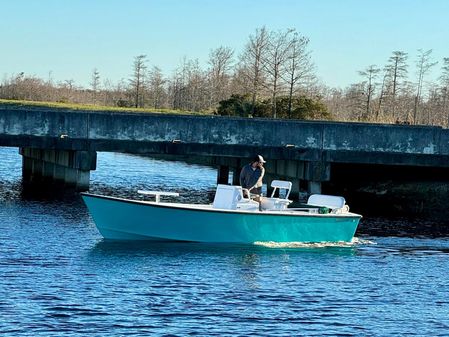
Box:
[1,147,449,336]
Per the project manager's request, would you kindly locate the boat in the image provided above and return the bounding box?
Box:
[81,180,362,243]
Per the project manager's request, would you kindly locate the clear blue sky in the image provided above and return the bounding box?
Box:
[1,0,449,88]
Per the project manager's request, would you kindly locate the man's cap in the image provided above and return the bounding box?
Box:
[253,155,266,163]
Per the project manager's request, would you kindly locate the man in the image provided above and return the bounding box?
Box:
[239,155,266,198]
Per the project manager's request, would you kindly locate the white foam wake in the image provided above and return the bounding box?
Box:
[253,237,376,249]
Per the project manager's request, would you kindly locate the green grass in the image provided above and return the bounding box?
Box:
[0,98,212,115]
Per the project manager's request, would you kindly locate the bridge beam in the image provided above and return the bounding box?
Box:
[20,148,97,191]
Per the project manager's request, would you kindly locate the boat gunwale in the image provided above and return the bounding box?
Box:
[81,192,362,219]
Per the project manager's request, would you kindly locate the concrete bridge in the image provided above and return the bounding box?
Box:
[1,104,449,196]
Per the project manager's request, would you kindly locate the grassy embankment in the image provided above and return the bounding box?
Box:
[0,99,211,115]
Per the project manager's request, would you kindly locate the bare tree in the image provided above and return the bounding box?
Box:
[45,71,55,101]
[130,55,147,108]
[440,58,449,126]
[425,84,442,125]
[376,70,390,121]
[61,79,75,102]
[346,83,367,121]
[208,46,234,106]
[90,68,100,104]
[148,66,166,109]
[169,57,209,111]
[185,59,209,111]
[284,32,313,118]
[358,65,380,120]
[322,87,346,119]
[413,49,437,124]
[239,26,269,115]
[263,28,295,118]
[384,51,408,119]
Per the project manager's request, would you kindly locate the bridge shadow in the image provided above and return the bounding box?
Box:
[19,181,81,201]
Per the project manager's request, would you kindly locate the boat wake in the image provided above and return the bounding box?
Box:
[253,237,375,249]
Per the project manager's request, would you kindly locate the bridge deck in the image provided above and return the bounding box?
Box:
[1,104,448,167]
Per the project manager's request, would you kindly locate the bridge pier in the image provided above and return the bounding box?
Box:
[232,167,240,185]
[217,165,230,185]
[20,148,97,191]
[304,161,331,195]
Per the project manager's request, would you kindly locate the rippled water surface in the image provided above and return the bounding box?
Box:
[1,147,449,336]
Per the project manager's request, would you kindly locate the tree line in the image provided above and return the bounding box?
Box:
[326,51,449,126]
[1,27,448,126]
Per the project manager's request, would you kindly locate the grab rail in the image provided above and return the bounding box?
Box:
[137,190,180,203]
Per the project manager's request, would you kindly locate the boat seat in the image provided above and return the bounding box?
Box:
[260,197,292,211]
[213,184,260,211]
[260,180,293,211]
[307,194,348,213]
[236,188,259,211]
[213,184,242,209]
[236,201,259,211]
[270,180,292,199]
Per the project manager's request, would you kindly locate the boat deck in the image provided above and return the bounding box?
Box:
[132,199,361,218]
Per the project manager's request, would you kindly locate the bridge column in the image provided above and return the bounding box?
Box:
[290,178,301,197]
[304,161,331,195]
[20,148,97,191]
[216,157,242,186]
[217,165,230,185]
[265,160,304,199]
[232,167,241,185]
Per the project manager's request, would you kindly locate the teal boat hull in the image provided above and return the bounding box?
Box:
[82,193,361,243]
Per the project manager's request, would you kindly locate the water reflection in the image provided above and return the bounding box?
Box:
[88,240,257,257]
[86,237,361,295]
[88,239,361,257]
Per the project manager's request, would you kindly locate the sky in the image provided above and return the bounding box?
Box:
[1,0,449,89]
